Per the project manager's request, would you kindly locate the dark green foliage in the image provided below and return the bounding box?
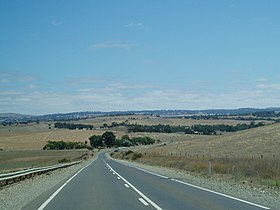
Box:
[132,152,143,160]
[43,141,92,150]
[89,132,156,148]
[130,136,155,145]
[89,132,116,148]
[127,122,266,135]
[124,150,134,156]
[102,131,116,147]
[89,135,103,148]
[54,122,94,130]
[58,158,70,163]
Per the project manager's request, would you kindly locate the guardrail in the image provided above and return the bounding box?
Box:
[0,160,82,187]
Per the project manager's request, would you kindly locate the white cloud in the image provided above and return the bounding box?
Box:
[25,84,37,89]
[125,22,143,28]
[255,78,267,82]
[0,72,38,83]
[49,20,63,26]
[257,83,280,90]
[110,82,153,90]
[1,77,280,114]
[91,41,137,50]
[68,76,107,85]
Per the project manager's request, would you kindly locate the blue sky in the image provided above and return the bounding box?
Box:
[1,0,280,115]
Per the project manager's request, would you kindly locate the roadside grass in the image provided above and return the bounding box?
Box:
[112,151,280,188]
[0,150,92,173]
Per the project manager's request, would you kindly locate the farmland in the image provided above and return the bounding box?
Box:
[1,114,279,183]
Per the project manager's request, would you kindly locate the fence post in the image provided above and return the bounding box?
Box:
[208,161,212,177]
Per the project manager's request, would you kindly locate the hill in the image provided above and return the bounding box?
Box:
[138,122,280,158]
[1,107,280,123]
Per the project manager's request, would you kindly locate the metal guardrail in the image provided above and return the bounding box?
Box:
[0,160,82,187]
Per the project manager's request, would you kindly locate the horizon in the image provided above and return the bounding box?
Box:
[1,1,280,115]
[1,107,280,116]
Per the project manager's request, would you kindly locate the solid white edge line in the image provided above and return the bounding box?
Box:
[128,165,168,179]
[171,179,270,210]
[37,157,97,210]
[139,198,149,206]
[107,163,162,210]
[111,158,168,179]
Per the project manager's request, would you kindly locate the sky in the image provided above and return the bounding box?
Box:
[1,0,280,115]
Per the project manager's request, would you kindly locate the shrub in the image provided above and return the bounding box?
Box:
[58,158,70,163]
[132,152,143,160]
[125,150,134,156]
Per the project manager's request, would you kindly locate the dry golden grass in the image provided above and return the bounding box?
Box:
[115,123,280,186]
[0,150,91,172]
[136,123,280,159]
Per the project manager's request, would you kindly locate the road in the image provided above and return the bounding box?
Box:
[24,152,271,210]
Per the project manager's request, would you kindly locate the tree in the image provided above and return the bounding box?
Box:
[102,131,116,147]
[89,135,103,148]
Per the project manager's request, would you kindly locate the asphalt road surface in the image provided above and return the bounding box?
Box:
[24,152,271,210]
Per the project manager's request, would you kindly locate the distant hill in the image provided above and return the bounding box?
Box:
[1,108,280,123]
[0,113,33,122]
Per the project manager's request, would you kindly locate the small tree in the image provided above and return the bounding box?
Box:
[102,131,116,147]
[89,135,103,148]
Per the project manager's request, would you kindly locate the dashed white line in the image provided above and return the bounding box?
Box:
[139,198,149,206]
[107,163,162,210]
[124,184,130,188]
[117,177,121,179]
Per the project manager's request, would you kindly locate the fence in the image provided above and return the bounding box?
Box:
[141,151,280,160]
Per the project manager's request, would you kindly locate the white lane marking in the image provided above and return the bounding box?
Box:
[139,198,149,206]
[107,163,162,210]
[128,165,168,179]
[125,184,130,188]
[37,158,98,210]
[171,179,270,210]
[117,177,121,180]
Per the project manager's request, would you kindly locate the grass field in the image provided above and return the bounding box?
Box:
[1,115,279,181]
[0,150,91,173]
[112,122,280,187]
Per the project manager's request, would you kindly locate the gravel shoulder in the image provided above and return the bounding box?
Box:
[0,157,96,210]
[112,157,280,210]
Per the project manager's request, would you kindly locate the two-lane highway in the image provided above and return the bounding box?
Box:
[24,152,271,210]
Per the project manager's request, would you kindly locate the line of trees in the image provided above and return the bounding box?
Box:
[54,122,94,130]
[89,132,155,148]
[127,122,266,135]
[43,141,92,150]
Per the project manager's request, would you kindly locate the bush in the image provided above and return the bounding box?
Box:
[125,150,134,156]
[58,158,70,163]
[132,152,143,160]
